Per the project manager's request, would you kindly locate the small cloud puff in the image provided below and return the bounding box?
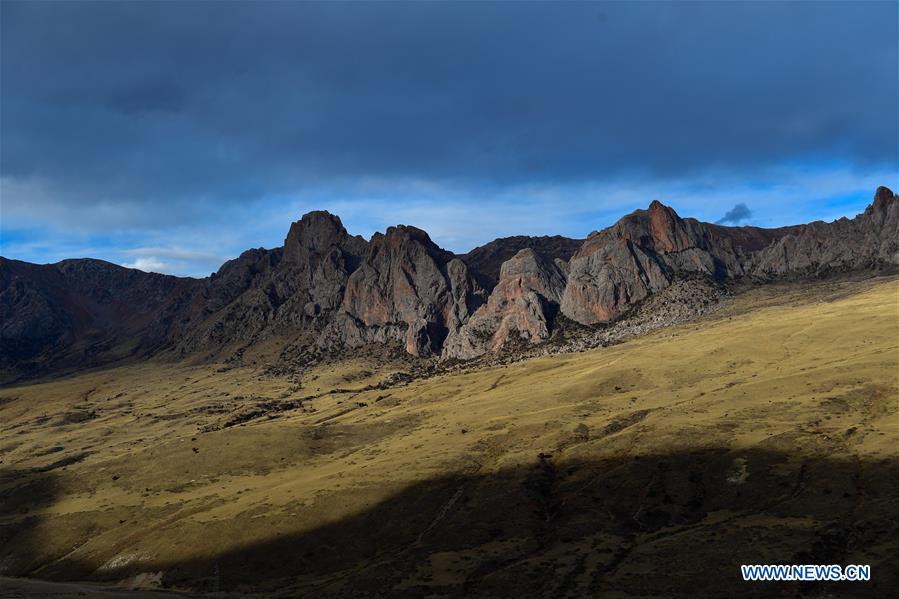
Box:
[123,256,171,274]
[716,203,752,225]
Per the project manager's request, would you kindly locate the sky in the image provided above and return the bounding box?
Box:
[1,1,897,278]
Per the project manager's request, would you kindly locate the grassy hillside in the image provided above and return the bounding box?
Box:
[1,277,897,598]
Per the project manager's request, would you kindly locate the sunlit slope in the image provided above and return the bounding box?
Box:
[1,277,897,597]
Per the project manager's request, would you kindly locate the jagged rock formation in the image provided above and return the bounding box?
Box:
[561,188,898,324]
[445,249,567,358]
[176,211,368,352]
[750,186,899,278]
[1,187,896,379]
[561,200,771,323]
[333,225,486,356]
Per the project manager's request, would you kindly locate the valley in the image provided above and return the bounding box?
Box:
[1,276,896,597]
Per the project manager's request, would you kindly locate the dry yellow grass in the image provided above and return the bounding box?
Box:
[1,276,897,597]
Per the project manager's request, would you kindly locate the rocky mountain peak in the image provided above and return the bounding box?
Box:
[499,248,561,283]
[870,186,897,216]
[605,200,693,254]
[646,200,690,252]
[500,247,543,275]
[379,225,452,263]
[874,185,895,203]
[336,223,479,356]
[283,211,365,261]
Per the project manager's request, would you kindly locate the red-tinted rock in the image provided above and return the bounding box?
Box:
[445,248,567,358]
[338,226,485,356]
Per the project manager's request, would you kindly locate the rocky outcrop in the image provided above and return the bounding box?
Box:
[562,201,736,324]
[750,186,899,278]
[561,189,898,324]
[334,226,486,356]
[444,248,567,359]
[280,211,369,314]
[175,211,369,352]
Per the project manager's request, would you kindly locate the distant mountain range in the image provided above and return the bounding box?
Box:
[2,186,896,382]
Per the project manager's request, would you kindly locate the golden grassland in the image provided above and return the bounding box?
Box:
[1,277,897,597]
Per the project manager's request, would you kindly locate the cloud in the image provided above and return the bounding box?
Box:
[2,164,892,277]
[0,2,896,276]
[1,1,896,233]
[122,247,226,265]
[122,256,170,274]
[118,247,228,276]
[716,203,753,225]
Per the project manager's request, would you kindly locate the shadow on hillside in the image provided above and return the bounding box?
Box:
[5,447,898,598]
[0,466,63,574]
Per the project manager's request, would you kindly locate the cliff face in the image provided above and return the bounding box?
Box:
[444,248,567,359]
[334,225,486,356]
[750,186,899,278]
[2,187,896,378]
[560,188,898,325]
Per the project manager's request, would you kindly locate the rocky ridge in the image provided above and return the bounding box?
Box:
[1,187,896,381]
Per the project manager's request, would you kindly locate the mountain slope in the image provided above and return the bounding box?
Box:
[1,276,896,597]
[0,258,198,380]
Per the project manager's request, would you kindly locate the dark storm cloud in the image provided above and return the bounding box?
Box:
[1,0,897,227]
[716,203,753,225]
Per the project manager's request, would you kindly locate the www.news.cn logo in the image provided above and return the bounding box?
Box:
[742,564,871,582]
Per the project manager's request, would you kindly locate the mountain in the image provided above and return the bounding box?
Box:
[0,258,197,380]
[174,211,368,355]
[1,187,896,382]
[562,186,898,324]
